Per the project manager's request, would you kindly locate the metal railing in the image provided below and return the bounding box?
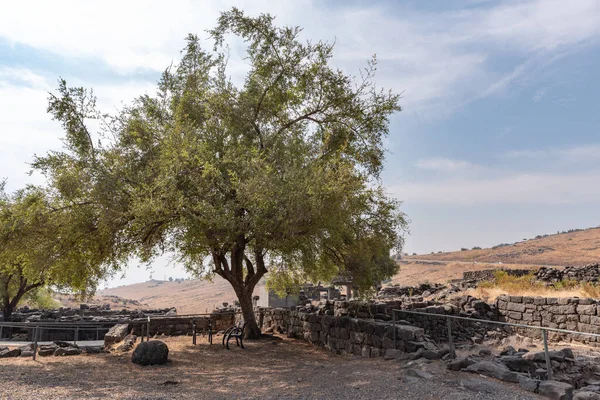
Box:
[392,308,600,381]
[0,321,112,360]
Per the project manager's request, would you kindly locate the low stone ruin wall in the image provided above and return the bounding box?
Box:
[260,308,428,357]
[536,264,600,283]
[463,268,533,282]
[496,295,600,346]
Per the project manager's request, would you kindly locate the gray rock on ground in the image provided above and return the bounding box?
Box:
[465,361,519,383]
[54,347,82,356]
[38,344,58,357]
[538,380,574,400]
[104,324,130,347]
[447,357,476,371]
[0,348,21,358]
[404,368,433,380]
[575,392,600,400]
[462,378,507,394]
[131,340,169,366]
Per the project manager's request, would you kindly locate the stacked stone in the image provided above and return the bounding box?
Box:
[462,269,532,282]
[285,311,426,357]
[496,295,600,345]
[260,308,290,333]
[536,264,600,283]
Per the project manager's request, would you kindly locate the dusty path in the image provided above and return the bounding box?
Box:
[0,336,540,400]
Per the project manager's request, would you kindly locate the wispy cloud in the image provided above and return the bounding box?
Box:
[504,144,600,162]
[390,171,600,206]
[0,0,597,115]
[416,158,474,171]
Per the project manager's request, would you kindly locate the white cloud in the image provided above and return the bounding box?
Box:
[504,144,600,163]
[416,158,474,171]
[0,0,597,114]
[390,171,600,206]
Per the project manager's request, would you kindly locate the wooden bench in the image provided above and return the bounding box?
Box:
[222,321,246,350]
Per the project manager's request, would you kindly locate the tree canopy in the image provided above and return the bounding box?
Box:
[0,185,116,319]
[33,8,407,337]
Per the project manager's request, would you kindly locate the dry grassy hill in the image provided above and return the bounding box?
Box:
[84,227,600,312]
[98,278,265,315]
[406,227,600,266]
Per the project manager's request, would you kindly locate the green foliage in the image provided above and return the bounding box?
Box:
[0,186,116,316]
[33,8,406,335]
[24,287,60,310]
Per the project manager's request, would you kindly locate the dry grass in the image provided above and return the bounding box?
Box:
[471,270,600,302]
[0,336,540,400]
[405,227,600,266]
[391,260,539,286]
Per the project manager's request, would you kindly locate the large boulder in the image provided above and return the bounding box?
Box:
[104,324,130,347]
[132,340,169,366]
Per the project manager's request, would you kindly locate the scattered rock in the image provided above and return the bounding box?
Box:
[465,361,519,383]
[54,347,82,356]
[575,392,600,400]
[462,378,505,394]
[81,346,105,354]
[447,357,476,371]
[500,346,516,356]
[518,375,540,393]
[500,355,538,373]
[479,349,492,356]
[538,380,574,400]
[0,348,21,358]
[116,334,137,352]
[132,340,169,366]
[404,368,433,380]
[38,344,58,357]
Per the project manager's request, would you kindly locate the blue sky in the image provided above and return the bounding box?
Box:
[0,0,599,286]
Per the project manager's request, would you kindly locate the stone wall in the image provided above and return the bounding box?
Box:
[260,308,428,357]
[536,264,600,283]
[496,295,600,346]
[463,268,532,281]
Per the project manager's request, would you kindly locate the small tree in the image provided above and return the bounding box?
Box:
[0,186,116,319]
[34,8,406,338]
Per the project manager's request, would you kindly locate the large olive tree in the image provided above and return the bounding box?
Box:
[34,8,406,338]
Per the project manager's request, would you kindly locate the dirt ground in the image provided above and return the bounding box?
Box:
[0,335,541,400]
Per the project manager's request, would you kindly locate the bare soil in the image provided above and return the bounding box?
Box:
[0,336,540,400]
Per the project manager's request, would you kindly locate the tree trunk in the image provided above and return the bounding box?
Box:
[235,285,262,339]
[212,241,267,340]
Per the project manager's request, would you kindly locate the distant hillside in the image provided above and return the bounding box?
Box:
[99,278,265,314]
[406,227,600,266]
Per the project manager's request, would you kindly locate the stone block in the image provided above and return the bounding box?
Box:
[533,297,547,306]
[507,303,526,313]
[509,296,523,303]
[578,305,597,316]
[581,315,591,324]
[507,312,523,320]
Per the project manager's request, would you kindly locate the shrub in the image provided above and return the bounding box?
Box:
[461,248,468,251]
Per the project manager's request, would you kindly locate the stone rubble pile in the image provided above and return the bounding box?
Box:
[536,264,600,283]
[443,344,600,399]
